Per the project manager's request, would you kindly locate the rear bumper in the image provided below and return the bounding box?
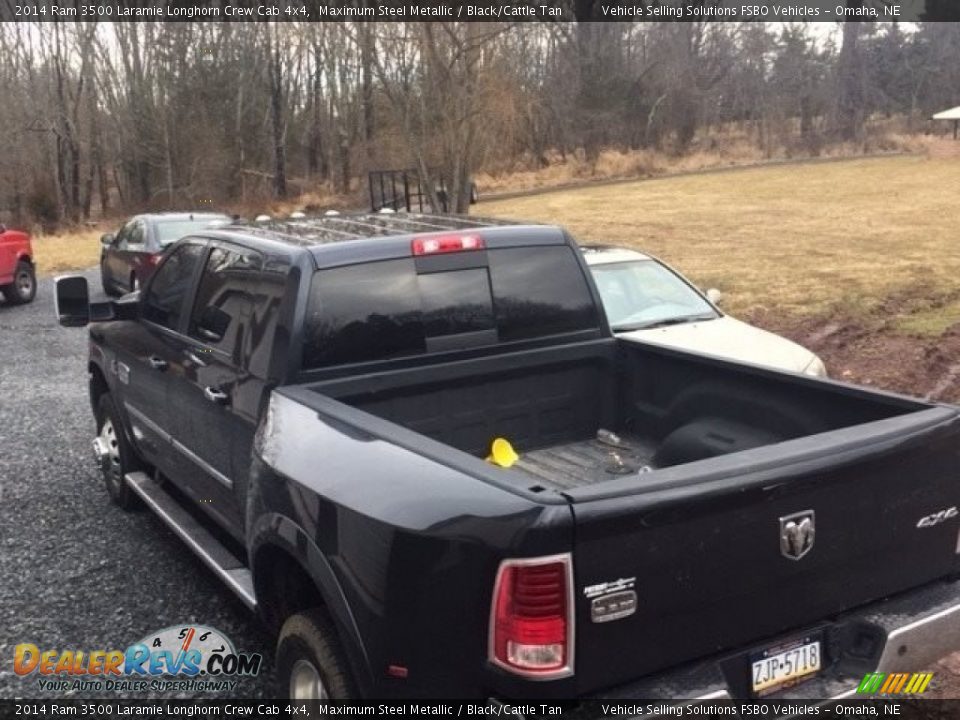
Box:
[592,575,960,702]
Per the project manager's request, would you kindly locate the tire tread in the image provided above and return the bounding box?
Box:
[276,608,355,699]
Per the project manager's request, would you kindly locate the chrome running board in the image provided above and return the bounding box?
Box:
[125,472,256,610]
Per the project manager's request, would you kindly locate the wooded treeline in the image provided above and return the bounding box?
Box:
[1,20,959,228]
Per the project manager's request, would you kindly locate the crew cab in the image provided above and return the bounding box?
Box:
[55,213,960,703]
[0,222,36,305]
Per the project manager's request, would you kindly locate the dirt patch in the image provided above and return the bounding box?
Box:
[746,290,960,405]
[793,319,960,403]
[926,654,960,699]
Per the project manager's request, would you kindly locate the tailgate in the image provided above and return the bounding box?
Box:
[566,407,960,693]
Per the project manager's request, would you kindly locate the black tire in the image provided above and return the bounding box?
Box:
[1,260,36,305]
[276,609,355,700]
[101,261,119,297]
[96,394,144,510]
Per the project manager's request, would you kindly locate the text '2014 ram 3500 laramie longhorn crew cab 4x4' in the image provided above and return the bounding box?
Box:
[55,213,960,704]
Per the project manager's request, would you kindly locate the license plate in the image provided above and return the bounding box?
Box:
[750,636,822,695]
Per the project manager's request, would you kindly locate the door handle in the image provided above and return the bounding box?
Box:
[203,386,229,405]
[185,350,208,367]
[148,356,168,371]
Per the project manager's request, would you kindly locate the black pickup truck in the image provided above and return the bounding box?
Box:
[55,213,960,703]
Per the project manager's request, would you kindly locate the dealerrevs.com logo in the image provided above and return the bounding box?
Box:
[14,625,262,693]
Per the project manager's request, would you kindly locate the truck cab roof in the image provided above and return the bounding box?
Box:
[205,213,561,269]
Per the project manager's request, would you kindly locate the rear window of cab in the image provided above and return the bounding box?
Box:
[302,246,599,369]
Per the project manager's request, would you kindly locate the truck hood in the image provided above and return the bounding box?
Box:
[617,315,819,375]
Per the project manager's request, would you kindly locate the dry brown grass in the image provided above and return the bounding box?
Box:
[30,229,105,276]
[484,155,960,336]
[475,146,774,195]
[475,127,924,196]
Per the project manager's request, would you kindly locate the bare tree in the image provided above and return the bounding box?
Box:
[835,4,867,141]
[371,22,508,212]
[264,23,288,199]
[2,19,959,229]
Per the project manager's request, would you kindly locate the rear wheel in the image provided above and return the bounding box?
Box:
[276,609,355,700]
[96,394,143,510]
[1,261,36,304]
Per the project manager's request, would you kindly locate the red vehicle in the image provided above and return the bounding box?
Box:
[0,223,36,305]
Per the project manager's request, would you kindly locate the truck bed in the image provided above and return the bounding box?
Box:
[512,431,657,491]
[283,338,960,696]
[304,338,927,495]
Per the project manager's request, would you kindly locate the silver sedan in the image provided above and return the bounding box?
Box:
[583,246,827,377]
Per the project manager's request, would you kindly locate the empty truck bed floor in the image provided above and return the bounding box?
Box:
[512,432,657,491]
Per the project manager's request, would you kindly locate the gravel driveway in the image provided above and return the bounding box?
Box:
[0,271,273,699]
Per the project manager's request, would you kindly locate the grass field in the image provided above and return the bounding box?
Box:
[30,229,104,277]
[485,155,960,336]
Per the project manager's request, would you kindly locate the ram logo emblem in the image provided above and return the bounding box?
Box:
[780,510,815,561]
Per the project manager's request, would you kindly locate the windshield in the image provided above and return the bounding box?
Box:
[157,217,232,246]
[590,259,718,330]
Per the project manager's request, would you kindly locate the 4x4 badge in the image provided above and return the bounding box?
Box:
[916,506,958,528]
[780,510,815,561]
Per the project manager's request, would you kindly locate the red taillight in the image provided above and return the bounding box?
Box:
[490,555,573,678]
[146,253,162,266]
[411,234,484,256]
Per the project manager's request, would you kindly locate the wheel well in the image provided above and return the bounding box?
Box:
[89,363,109,422]
[659,381,827,439]
[19,255,33,266]
[253,545,326,637]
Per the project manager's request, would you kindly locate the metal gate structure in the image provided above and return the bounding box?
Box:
[368,168,449,213]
